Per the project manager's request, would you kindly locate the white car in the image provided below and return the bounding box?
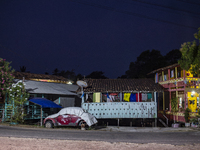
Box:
[43,107,98,128]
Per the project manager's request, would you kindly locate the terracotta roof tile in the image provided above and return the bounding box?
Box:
[78,79,163,93]
[13,72,68,81]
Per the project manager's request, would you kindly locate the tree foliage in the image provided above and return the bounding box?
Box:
[20,66,26,72]
[7,80,29,123]
[178,27,200,76]
[0,58,15,100]
[86,71,107,79]
[52,68,83,83]
[124,49,181,79]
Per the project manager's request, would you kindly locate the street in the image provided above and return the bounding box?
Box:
[0,125,200,145]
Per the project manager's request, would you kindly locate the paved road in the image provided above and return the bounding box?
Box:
[1,125,200,145]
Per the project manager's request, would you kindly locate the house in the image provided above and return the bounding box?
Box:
[13,71,73,84]
[77,78,163,126]
[1,72,81,121]
[148,63,200,124]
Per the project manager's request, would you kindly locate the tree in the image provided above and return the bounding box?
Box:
[58,69,76,81]
[52,68,59,75]
[125,50,165,78]
[76,73,84,80]
[86,71,108,79]
[0,58,15,101]
[7,80,29,123]
[20,66,26,72]
[165,49,182,66]
[178,27,200,76]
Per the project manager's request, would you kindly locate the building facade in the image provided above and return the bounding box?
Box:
[149,63,200,123]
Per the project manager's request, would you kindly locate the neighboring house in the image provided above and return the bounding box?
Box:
[1,72,80,121]
[13,71,73,84]
[148,63,200,123]
[77,78,163,126]
[22,79,80,107]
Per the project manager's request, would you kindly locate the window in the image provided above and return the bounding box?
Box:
[170,69,174,78]
[177,67,182,78]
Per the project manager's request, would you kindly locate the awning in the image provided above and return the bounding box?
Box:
[29,98,62,108]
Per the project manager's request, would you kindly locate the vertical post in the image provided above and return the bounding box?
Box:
[162,71,164,81]
[4,93,7,120]
[118,118,119,127]
[12,96,14,116]
[155,118,157,127]
[59,97,60,105]
[163,91,165,110]
[175,67,177,78]
[154,92,157,103]
[158,91,159,111]
[169,91,172,111]
[154,92,157,120]
[40,107,43,126]
[168,69,170,80]
[81,86,84,104]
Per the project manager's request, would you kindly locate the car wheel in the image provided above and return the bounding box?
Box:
[78,120,85,126]
[45,120,53,128]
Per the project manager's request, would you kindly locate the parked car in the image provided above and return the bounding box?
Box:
[43,107,97,128]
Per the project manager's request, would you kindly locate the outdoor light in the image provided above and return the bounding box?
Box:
[191,91,195,97]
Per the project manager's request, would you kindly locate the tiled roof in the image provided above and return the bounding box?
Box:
[148,63,179,75]
[13,72,68,81]
[78,79,163,93]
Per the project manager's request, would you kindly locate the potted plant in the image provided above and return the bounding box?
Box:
[190,118,198,127]
[184,108,191,127]
[171,97,179,127]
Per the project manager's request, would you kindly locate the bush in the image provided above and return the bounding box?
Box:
[184,108,191,122]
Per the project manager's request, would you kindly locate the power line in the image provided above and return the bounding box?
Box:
[176,0,200,6]
[117,0,200,19]
[69,0,198,29]
[131,0,200,16]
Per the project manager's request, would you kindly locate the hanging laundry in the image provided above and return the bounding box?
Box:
[147,93,152,99]
[141,93,148,101]
[130,93,136,102]
[93,92,100,103]
[120,93,123,102]
[107,93,112,102]
[124,93,131,102]
[110,93,118,96]
[115,95,120,102]
[111,95,115,101]
[136,93,142,102]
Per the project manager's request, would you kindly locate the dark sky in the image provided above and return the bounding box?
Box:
[1,0,200,78]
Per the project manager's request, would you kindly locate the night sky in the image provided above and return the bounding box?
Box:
[1,0,200,78]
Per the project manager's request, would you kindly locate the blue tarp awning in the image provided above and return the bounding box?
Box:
[29,98,62,108]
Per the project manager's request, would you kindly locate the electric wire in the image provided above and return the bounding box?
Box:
[175,0,200,6]
[69,0,198,29]
[131,0,200,16]
[117,0,200,19]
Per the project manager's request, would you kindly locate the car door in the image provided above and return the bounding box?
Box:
[57,114,71,125]
[70,114,80,124]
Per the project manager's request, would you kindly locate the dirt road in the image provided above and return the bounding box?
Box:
[0,137,199,150]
